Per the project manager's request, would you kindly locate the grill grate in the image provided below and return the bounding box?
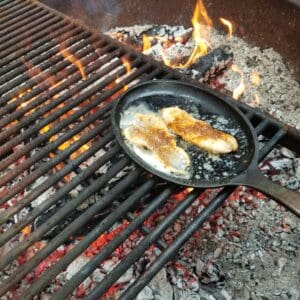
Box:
[0,1,299,299]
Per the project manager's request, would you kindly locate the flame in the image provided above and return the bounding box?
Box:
[60,44,86,81]
[23,59,57,88]
[180,0,212,68]
[39,124,51,134]
[21,225,31,236]
[231,64,246,100]
[118,57,132,91]
[220,17,233,38]
[252,93,260,106]
[121,57,131,74]
[159,48,172,67]
[142,34,152,53]
[141,1,213,69]
[251,70,260,86]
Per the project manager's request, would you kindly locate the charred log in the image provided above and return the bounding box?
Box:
[186,45,233,82]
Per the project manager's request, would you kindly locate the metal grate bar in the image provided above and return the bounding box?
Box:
[0,19,69,61]
[51,184,176,300]
[120,126,288,299]
[0,27,86,83]
[0,11,57,47]
[0,5,41,32]
[0,0,18,8]
[0,40,110,110]
[86,189,203,299]
[0,1,31,20]
[0,1,298,299]
[0,122,112,220]
[0,7,48,37]
[0,14,62,54]
[0,31,92,96]
[0,59,148,172]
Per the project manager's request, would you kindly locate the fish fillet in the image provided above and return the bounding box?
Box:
[160,107,238,154]
[123,113,190,176]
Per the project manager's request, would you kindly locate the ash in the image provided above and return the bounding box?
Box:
[107,25,300,129]
[106,24,300,299]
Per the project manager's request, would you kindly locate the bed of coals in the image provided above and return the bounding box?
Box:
[106,24,300,300]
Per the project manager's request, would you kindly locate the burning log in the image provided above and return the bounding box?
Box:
[186,45,233,82]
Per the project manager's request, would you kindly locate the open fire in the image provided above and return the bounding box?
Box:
[0,0,299,299]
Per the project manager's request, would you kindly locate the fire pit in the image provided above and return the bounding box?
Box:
[0,0,299,299]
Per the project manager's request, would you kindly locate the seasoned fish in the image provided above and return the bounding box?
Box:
[160,107,238,154]
[123,113,190,176]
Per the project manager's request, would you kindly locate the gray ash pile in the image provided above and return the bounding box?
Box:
[107,24,300,130]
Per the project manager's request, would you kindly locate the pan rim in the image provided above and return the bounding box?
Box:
[111,79,259,188]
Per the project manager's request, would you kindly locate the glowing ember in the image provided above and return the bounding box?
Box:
[60,44,86,81]
[21,225,31,237]
[181,0,212,68]
[142,34,152,53]
[120,57,132,91]
[251,70,261,86]
[219,17,233,38]
[231,64,246,100]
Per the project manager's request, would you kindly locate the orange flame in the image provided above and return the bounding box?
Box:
[231,64,246,100]
[142,34,152,53]
[60,44,86,81]
[251,70,260,86]
[21,225,31,236]
[220,17,233,38]
[120,57,131,74]
[180,0,212,68]
[119,57,132,91]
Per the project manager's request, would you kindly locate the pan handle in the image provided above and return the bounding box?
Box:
[234,169,300,217]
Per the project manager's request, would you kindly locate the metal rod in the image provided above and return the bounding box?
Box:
[22,175,158,299]
[258,129,286,161]
[120,188,233,300]
[51,184,176,300]
[86,189,203,299]
[0,1,31,20]
[0,161,139,297]
[0,27,85,83]
[0,101,113,195]
[0,12,56,48]
[0,40,110,114]
[0,15,62,54]
[0,59,148,176]
[0,141,119,247]
[0,157,130,271]
[0,8,46,37]
[0,120,112,221]
[0,0,19,9]
[0,67,161,210]
[0,30,92,96]
[0,5,41,32]
[0,60,146,184]
[0,169,142,295]
[0,18,68,61]
[0,22,75,68]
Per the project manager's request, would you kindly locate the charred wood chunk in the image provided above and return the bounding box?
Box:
[186,45,233,82]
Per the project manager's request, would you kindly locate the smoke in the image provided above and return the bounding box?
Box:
[72,0,121,31]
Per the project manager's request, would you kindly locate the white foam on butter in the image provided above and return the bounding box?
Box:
[120,103,191,178]
[120,103,155,130]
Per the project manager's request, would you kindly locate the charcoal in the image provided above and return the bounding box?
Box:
[34,196,114,239]
[186,45,233,82]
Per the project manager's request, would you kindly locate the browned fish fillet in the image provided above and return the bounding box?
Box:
[161,107,238,154]
[123,113,190,175]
